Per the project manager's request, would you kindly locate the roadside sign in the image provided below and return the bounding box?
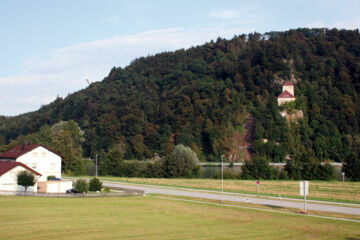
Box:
[299,181,309,213]
[299,181,309,196]
[257,181,260,185]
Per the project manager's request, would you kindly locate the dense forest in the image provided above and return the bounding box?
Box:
[0,28,359,179]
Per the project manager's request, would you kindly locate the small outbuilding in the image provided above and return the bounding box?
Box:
[277,81,296,105]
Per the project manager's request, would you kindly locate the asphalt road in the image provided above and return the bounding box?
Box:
[103,181,360,216]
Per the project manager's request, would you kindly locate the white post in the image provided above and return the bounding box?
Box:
[299,180,309,213]
[221,155,224,204]
[342,172,345,183]
[95,154,98,178]
[304,180,306,212]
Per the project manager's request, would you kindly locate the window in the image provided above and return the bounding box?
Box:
[41,152,47,158]
[50,163,55,169]
[32,152,38,158]
[32,163,37,169]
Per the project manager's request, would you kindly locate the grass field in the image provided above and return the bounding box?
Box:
[98,177,360,203]
[0,195,359,240]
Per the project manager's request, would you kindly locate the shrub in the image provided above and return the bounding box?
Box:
[241,156,277,180]
[104,186,111,193]
[163,144,200,178]
[17,170,36,192]
[89,177,102,191]
[74,178,89,193]
[316,163,335,180]
[343,152,360,181]
[144,161,165,178]
[285,157,336,180]
[47,175,56,181]
[277,170,289,180]
[213,170,240,179]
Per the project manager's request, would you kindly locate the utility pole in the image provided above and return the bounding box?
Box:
[95,154,98,178]
[221,155,224,204]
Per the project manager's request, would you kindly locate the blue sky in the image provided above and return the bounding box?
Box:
[0,0,359,116]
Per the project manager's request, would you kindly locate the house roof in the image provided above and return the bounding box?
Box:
[0,161,41,176]
[283,81,294,86]
[0,144,61,160]
[278,90,295,98]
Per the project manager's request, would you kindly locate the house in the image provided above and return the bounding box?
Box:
[277,81,296,105]
[0,144,62,182]
[0,144,72,193]
[0,161,41,192]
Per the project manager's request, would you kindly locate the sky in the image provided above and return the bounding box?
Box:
[0,0,359,116]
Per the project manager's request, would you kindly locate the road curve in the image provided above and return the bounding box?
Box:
[103,181,360,216]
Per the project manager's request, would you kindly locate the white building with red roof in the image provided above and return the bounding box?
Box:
[0,144,73,193]
[0,161,41,192]
[0,144,62,183]
[277,81,296,105]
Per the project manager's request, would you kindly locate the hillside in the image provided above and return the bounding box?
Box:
[0,28,359,165]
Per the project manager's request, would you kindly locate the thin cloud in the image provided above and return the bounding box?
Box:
[307,18,360,29]
[0,26,249,116]
[209,10,240,19]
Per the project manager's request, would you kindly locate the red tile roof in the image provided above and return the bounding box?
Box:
[0,144,61,160]
[0,161,41,176]
[283,81,294,86]
[278,90,295,98]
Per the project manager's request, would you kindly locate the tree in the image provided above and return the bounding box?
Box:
[16,170,36,192]
[343,152,360,181]
[89,177,103,191]
[100,145,123,176]
[163,144,200,177]
[51,121,85,174]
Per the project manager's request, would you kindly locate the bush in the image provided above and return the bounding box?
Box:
[241,156,277,180]
[104,186,111,193]
[163,144,200,178]
[47,175,57,181]
[316,163,335,180]
[144,161,165,178]
[213,170,240,179]
[74,178,89,193]
[89,177,102,191]
[17,170,36,192]
[343,152,360,181]
[285,157,336,180]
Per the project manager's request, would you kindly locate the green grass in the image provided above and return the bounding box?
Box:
[0,195,359,240]
[97,177,360,204]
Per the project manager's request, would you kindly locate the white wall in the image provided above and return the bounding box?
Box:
[0,166,38,192]
[16,146,62,182]
[282,85,294,96]
[45,181,73,193]
[278,97,295,106]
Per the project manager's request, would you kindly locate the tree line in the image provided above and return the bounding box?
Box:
[0,28,359,180]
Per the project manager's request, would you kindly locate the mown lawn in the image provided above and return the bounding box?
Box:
[99,177,360,203]
[0,195,359,240]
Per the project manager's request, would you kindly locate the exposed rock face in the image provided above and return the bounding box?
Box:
[280,110,304,122]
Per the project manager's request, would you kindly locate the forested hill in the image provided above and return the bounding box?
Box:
[0,28,359,163]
